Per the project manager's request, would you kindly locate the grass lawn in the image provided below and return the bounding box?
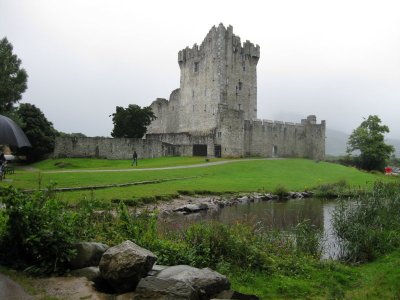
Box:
[1,157,394,203]
[227,250,400,299]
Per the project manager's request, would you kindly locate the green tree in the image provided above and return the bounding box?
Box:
[0,37,28,113]
[347,115,394,171]
[110,104,156,138]
[17,103,57,161]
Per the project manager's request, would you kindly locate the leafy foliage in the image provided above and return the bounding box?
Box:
[0,37,28,113]
[17,103,57,161]
[347,115,394,171]
[0,186,77,274]
[110,104,156,138]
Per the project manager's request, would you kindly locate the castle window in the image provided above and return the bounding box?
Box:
[238,104,241,110]
[242,63,246,71]
[204,104,207,112]
[194,62,199,72]
[238,81,243,90]
[217,132,222,138]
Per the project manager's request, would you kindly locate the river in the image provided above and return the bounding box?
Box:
[159,197,342,259]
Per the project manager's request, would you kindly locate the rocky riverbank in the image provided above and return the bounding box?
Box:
[141,191,314,217]
[35,240,259,300]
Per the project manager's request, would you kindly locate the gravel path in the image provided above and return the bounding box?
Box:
[42,158,278,174]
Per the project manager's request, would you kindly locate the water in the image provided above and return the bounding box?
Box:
[159,198,342,259]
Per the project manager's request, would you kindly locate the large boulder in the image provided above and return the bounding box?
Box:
[156,265,230,298]
[135,276,198,300]
[99,240,157,293]
[70,242,109,269]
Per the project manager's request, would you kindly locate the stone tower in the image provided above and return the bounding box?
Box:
[148,24,260,134]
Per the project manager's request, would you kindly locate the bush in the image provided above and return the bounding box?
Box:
[273,185,288,199]
[314,180,349,198]
[0,187,77,274]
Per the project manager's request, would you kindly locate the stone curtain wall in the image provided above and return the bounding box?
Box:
[243,116,326,159]
[53,137,175,160]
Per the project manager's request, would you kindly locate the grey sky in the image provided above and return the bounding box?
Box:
[1,0,399,138]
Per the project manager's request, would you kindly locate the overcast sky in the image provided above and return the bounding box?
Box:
[1,0,399,138]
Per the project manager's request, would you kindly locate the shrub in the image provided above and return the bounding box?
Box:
[273,185,288,199]
[314,180,349,198]
[0,187,77,274]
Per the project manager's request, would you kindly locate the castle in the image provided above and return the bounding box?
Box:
[145,24,325,159]
[53,24,325,160]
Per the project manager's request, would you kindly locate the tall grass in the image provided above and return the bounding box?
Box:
[332,181,400,263]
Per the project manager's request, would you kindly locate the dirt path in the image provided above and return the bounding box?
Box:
[42,158,280,174]
[0,273,33,300]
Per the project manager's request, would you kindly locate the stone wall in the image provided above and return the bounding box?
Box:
[243,116,326,159]
[53,137,175,160]
[146,132,216,157]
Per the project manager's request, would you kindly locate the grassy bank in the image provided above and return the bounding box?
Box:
[2,158,393,203]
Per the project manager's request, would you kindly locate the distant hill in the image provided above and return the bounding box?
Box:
[326,128,400,157]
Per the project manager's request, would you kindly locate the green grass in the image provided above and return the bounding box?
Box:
[344,250,400,299]
[225,251,400,299]
[2,158,394,203]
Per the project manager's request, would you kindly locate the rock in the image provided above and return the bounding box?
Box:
[70,266,102,284]
[147,265,169,276]
[173,203,209,214]
[135,276,198,300]
[263,193,274,200]
[198,203,209,210]
[213,289,260,299]
[156,265,230,298]
[99,240,157,293]
[70,242,109,269]
[301,191,313,197]
[237,196,249,203]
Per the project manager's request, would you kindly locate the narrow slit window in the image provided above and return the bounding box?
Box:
[194,62,199,72]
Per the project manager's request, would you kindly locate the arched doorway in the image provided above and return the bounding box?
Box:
[272,145,278,157]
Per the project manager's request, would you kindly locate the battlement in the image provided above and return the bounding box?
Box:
[178,23,260,65]
[245,119,302,127]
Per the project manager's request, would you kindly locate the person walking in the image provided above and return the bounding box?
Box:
[132,151,138,166]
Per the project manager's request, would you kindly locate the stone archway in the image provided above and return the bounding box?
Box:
[272,145,278,157]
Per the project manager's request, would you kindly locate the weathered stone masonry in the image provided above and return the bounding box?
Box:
[54,24,325,160]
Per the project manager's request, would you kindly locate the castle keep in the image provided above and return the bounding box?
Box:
[54,24,325,160]
[146,24,325,159]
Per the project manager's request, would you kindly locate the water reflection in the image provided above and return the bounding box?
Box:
[159,198,341,259]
